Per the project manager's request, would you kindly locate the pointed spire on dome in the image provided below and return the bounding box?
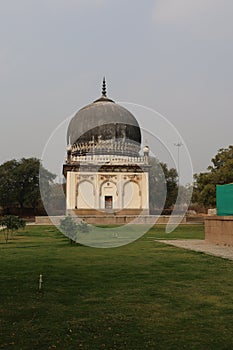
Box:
[102,77,107,97]
[93,77,114,103]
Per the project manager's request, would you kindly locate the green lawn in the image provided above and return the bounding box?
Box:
[0,224,232,350]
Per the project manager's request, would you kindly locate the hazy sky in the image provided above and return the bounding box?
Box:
[0,0,233,183]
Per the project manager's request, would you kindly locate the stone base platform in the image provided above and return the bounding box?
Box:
[68,208,148,216]
[35,215,187,226]
[205,215,233,246]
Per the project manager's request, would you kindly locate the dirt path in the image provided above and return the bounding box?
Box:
[157,239,233,261]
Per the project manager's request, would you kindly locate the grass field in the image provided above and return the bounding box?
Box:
[0,224,233,350]
[58,223,205,248]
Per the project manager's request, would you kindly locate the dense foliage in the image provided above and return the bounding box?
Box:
[0,158,55,214]
[193,145,233,207]
[149,157,178,212]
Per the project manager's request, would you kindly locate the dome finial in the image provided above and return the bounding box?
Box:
[102,77,107,97]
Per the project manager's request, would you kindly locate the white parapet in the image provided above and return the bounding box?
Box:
[69,154,148,165]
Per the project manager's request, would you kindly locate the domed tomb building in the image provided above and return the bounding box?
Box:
[63,79,150,216]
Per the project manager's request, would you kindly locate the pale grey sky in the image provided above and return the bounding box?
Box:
[0,0,233,183]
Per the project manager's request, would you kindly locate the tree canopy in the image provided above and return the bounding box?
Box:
[149,157,178,213]
[0,158,56,213]
[193,146,233,207]
[0,215,26,243]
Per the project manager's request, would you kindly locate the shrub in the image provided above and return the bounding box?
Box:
[0,215,26,243]
[60,215,78,244]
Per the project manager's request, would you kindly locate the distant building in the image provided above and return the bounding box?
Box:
[63,79,150,216]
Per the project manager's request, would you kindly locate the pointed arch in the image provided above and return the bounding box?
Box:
[123,180,141,209]
[99,179,118,209]
[77,180,95,209]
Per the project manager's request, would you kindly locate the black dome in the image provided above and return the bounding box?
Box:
[67,97,141,146]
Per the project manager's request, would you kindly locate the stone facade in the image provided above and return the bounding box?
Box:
[64,164,150,215]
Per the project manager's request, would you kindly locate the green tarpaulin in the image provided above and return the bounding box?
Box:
[216,183,233,216]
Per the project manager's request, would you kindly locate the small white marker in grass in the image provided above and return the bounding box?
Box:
[39,274,43,290]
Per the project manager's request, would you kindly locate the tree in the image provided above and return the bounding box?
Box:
[149,157,178,213]
[47,183,66,215]
[0,158,56,214]
[79,219,89,233]
[193,145,233,207]
[60,215,78,244]
[60,216,89,245]
[0,160,18,213]
[160,163,178,209]
[0,215,26,243]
